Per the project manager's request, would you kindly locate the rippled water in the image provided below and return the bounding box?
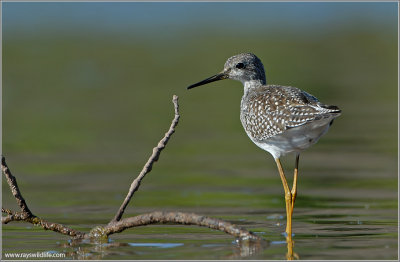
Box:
[3,181,397,260]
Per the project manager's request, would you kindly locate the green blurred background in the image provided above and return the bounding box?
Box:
[2,2,398,260]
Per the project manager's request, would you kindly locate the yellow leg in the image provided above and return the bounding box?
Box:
[274,158,292,236]
[275,156,301,260]
[290,154,299,216]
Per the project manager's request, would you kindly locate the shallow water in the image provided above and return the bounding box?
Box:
[2,203,397,260]
[3,154,397,260]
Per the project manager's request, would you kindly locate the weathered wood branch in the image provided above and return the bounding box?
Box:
[103,211,260,241]
[2,156,33,216]
[110,95,180,223]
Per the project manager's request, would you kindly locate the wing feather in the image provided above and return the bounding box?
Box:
[240,85,340,141]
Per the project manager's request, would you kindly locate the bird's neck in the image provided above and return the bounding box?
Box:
[243,79,266,96]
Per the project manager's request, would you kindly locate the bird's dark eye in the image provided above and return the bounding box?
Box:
[235,63,245,69]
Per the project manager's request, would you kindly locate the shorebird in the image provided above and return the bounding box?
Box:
[187,53,341,237]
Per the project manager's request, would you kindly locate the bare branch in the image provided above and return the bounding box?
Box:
[1,156,33,216]
[110,95,180,223]
[1,207,85,238]
[102,211,261,241]
[1,209,29,224]
[33,217,86,238]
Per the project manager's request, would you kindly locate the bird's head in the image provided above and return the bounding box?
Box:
[187,53,266,90]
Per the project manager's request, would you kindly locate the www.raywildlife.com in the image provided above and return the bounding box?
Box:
[3,252,66,259]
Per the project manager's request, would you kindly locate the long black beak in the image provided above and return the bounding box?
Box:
[187,72,227,90]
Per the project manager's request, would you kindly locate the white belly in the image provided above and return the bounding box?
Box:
[249,119,333,159]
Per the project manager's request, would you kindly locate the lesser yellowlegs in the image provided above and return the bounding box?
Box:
[187,53,341,237]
